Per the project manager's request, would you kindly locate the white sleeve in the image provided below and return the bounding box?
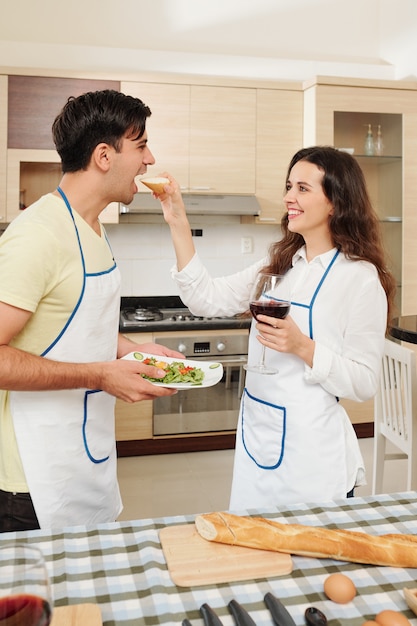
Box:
[171,253,266,317]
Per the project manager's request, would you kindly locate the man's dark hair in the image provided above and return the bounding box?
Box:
[52,89,152,173]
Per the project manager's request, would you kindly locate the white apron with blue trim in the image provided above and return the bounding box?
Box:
[10,190,122,529]
[230,251,364,510]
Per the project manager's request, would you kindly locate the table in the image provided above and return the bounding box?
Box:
[1,492,417,626]
[390,316,417,344]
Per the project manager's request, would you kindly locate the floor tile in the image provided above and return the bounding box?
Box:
[116,438,409,521]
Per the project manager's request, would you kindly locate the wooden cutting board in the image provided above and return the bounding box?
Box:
[159,523,293,587]
[50,604,102,626]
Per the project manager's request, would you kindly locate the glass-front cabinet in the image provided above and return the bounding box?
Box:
[303,76,417,432]
[3,75,121,225]
[334,110,403,310]
[303,76,417,317]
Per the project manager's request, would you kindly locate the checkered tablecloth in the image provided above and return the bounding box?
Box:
[2,492,417,626]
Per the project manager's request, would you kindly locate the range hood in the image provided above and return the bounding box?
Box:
[120,193,261,216]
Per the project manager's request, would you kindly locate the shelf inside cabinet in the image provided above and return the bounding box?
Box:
[20,162,62,208]
[354,154,402,163]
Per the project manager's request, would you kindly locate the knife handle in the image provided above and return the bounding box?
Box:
[228,599,257,626]
[264,592,297,626]
[200,603,224,626]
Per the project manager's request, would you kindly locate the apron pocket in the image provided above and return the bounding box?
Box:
[83,390,115,464]
[241,388,286,469]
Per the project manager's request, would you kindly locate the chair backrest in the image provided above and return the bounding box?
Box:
[375,338,416,455]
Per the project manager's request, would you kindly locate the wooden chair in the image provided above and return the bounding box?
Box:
[372,338,417,493]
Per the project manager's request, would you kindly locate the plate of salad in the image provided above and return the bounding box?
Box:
[122,352,224,389]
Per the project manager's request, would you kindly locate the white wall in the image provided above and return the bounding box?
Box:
[380,0,417,79]
[106,221,279,297]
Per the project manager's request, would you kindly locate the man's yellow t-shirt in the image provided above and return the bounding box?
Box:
[0,193,116,492]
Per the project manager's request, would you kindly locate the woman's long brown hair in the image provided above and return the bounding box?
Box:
[262,146,397,326]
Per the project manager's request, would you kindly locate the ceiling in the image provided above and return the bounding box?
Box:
[0,0,415,82]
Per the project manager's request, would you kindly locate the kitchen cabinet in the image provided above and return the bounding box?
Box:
[5,149,119,224]
[8,75,120,150]
[115,333,153,442]
[303,76,417,315]
[303,76,417,432]
[121,81,190,188]
[4,75,120,224]
[121,81,256,194]
[254,87,303,224]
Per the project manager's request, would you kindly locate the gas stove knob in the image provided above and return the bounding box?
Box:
[216,341,226,352]
[178,343,187,354]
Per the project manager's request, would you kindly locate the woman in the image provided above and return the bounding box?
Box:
[158,146,396,509]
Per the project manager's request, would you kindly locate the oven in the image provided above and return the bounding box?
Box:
[152,332,248,436]
[119,297,250,438]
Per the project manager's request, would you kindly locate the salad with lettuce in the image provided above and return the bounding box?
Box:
[134,353,205,385]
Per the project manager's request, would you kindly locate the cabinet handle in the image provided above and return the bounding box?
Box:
[190,186,213,191]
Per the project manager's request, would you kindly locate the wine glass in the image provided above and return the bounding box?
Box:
[0,544,53,626]
[244,273,291,375]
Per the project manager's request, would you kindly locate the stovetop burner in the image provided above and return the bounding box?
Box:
[119,296,251,332]
[133,307,163,322]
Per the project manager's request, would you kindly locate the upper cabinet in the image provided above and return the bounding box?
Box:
[121,81,256,195]
[121,81,189,189]
[254,87,303,224]
[303,76,417,315]
[8,75,120,150]
[189,85,256,194]
[4,75,120,224]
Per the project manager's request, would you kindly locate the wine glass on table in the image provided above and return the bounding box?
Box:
[0,544,53,626]
[244,273,291,375]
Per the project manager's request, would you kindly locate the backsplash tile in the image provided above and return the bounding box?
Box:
[106,223,279,296]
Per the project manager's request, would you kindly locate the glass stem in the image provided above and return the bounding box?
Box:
[260,345,266,368]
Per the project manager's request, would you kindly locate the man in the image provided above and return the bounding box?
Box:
[0,90,179,531]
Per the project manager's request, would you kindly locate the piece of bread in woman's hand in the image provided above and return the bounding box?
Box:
[195,511,417,567]
[140,177,169,194]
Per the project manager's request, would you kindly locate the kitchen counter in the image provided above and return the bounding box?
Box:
[1,492,417,625]
[390,316,417,344]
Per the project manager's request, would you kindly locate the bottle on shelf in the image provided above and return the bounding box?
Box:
[364,124,375,156]
[375,124,384,156]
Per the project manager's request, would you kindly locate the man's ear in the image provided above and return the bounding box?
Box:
[93,143,112,172]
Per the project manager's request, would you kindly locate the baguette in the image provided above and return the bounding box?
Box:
[195,512,417,568]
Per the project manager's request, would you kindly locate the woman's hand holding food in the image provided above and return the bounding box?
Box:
[151,171,196,271]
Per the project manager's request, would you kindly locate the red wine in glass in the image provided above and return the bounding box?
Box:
[0,594,51,626]
[0,545,52,626]
[245,273,291,375]
[250,300,290,321]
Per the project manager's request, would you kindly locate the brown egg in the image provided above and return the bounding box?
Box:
[323,573,356,604]
[375,610,412,626]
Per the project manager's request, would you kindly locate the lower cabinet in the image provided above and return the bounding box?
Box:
[115,397,153,441]
[115,332,153,443]
[339,398,374,438]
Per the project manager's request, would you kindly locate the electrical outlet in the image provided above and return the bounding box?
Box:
[241,237,253,254]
